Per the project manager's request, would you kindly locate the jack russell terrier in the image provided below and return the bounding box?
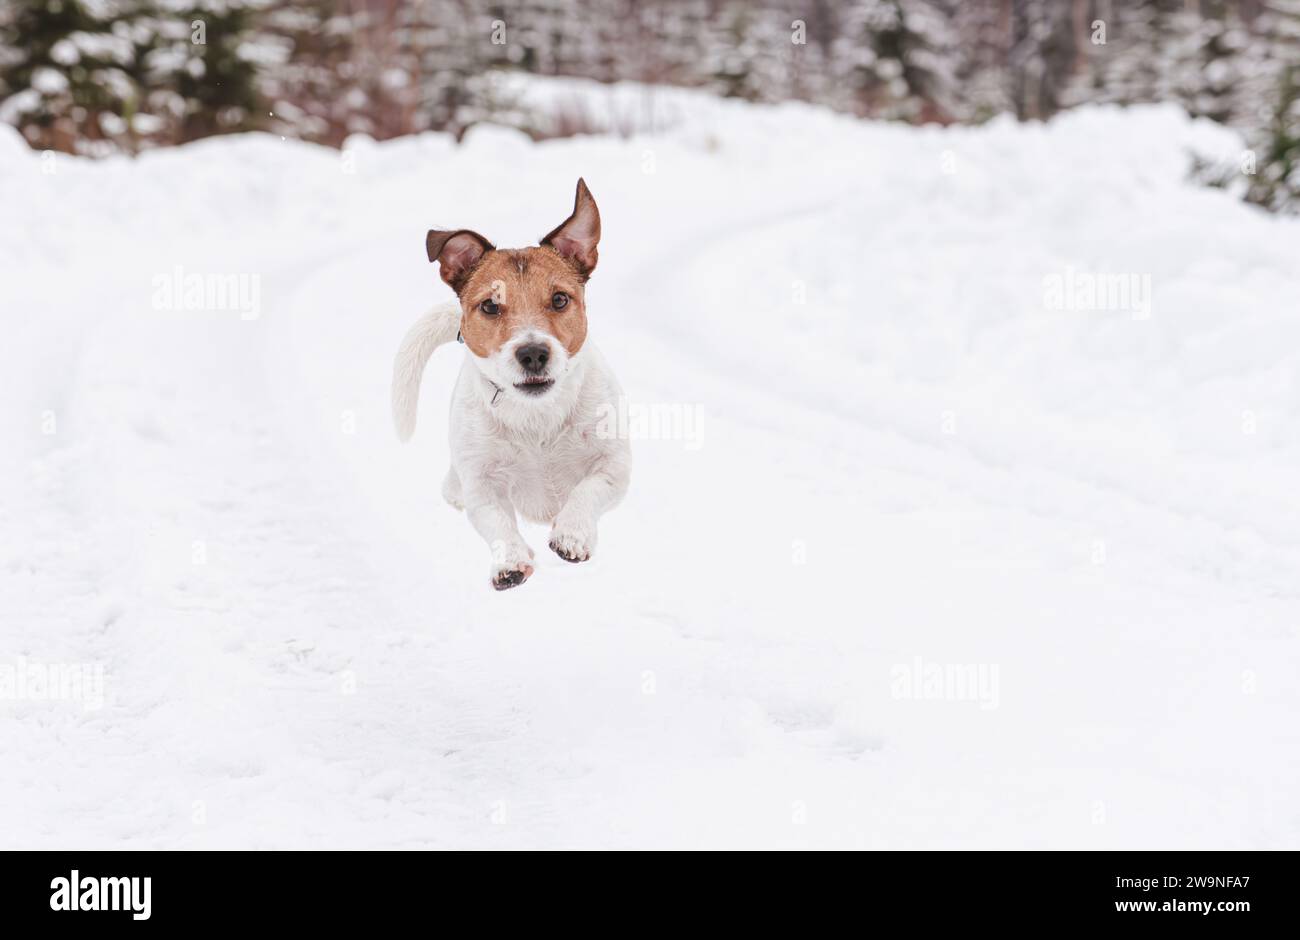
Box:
[392,179,631,590]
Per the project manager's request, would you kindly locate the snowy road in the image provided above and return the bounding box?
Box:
[3,82,1299,848]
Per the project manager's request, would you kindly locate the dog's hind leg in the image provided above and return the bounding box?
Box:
[441,466,464,511]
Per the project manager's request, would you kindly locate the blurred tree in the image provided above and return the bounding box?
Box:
[1244,64,1300,211]
[1073,0,1170,109]
[950,0,1013,121]
[829,0,958,121]
[0,0,262,154]
[256,1,364,144]
[0,0,148,153]
[1243,0,1300,212]
[1008,0,1076,120]
[1163,1,1248,125]
[148,3,264,143]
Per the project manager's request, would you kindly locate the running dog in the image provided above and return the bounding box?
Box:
[392,179,630,590]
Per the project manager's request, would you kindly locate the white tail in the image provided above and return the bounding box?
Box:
[391,301,461,442]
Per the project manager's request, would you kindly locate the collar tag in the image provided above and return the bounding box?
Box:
[456,329,464,344]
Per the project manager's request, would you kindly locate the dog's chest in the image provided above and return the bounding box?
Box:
[502,430,592,523]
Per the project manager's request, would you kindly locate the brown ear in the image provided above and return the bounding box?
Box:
[426,229,494,292]
[540,178,600,278]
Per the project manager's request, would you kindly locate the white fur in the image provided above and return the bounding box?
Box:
[391,301,461,443]
[391,301,631,588]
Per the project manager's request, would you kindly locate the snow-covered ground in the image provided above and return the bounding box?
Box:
[3,79,1299,849]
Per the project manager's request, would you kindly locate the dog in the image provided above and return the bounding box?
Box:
[391,179,631,590]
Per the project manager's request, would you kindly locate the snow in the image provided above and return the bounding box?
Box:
[2,80,1299,849]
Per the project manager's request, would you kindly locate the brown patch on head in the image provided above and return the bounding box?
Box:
[427,180,602,360]
[456,246,589,358]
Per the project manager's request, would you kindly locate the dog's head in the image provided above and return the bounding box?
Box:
[426,179,600,403]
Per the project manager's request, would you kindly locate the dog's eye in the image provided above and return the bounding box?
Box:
[551,292,569,311]
[479,299,499,316]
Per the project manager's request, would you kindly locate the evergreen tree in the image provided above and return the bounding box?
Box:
[146,3,264,143]
[0,0,263,154]
[897,0,961,122]
[1244,64,1300,212]
[1008,0,1077,120]
[948,0,1013,121]
[828,0,957,122]
[0,0,148,153]
[1242,0,1300,212]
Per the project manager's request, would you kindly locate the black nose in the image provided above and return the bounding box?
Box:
[515,343,550,374]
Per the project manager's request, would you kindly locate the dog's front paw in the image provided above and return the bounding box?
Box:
[490,542,535,590]
[548,520,596,564]
[492,565,533,590]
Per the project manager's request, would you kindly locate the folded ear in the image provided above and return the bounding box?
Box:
[426,229,494,292]
[540,178,600,278]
